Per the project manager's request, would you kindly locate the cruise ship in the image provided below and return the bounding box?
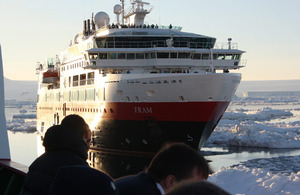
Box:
[36,0,246,153]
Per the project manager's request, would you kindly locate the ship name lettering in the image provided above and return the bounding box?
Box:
[134,107,152,114]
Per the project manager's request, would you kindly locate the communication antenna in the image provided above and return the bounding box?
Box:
[228,38,232,49]
[121,0,125,25]
[114,4,122,25]
[210,48,214,73]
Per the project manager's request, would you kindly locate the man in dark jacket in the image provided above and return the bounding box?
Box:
[115,143,210,195]
[22,125,89,195]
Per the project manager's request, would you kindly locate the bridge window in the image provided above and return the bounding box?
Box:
[151,52,156,59]
[108,53,117,59]
[225,54,233,60]
[217,54,225,60]
[193,53,201,59]
[145,53,151,59]
[178,52,190,58]
[136,53,145,59]
[127,53,135,60]
[202,54,210,60]
[157,52,169,58]
[234,54,241,60]
[89,53,98,60]
[99,53,107,59]
[170,52,178,58]
[118,53,126,59]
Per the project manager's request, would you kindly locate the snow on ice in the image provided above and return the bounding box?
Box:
[206,105,300,149]
[6,118,36,132]
[208,165,300,195]
[206,119,300,148]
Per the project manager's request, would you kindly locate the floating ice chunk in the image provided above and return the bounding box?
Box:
[208,165,300,195]
[207,120,300,148]
[19,109,27,113]
[6,119,36,132]
[12,114,36,119]
[223,107,293,121]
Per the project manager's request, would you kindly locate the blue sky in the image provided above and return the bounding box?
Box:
[0,0,299,81]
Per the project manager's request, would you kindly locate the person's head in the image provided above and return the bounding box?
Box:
[43,125,88,160]
[61,114,91,149]
[165,181,230,195]
[146,143,210,192]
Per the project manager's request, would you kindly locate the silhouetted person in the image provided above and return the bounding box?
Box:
[61,114,92,150]
[165,181,231,195]
[50,165,118,195]
[22,124,89,195]
[116,143,210,195]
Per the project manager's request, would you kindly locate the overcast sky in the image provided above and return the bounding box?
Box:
[0,0,299,81]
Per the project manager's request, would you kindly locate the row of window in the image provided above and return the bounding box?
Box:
[95,37,216,49]
[63,72,95,87]
[54,107,113,114]
[39,88,105,102]
[61,60,85,72]
[88,52,241,61]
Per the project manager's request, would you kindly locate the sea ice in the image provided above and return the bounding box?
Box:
[208,164,300,195]
[223,107,293,121]
[207,120,300,148]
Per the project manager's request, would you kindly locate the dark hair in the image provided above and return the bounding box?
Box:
[165,181,231,195]
[61,114,91,137]
[146,143,209,182]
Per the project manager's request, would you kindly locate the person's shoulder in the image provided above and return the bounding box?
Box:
[116,172,148,183]
[116,172,160,195]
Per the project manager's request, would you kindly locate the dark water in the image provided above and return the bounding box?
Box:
[87,146,300,179]
[8,132,300,179]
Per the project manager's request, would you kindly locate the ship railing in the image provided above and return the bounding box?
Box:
[97,40,213,49]
[214,42,239,50]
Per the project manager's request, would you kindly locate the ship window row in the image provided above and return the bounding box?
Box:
[40,88,105,103]
[126,80,183,84]
[64,73,95,88]
[61,61,85,72]
[54,107,114,114]
[95,37,216,49]
[89,52,241,60]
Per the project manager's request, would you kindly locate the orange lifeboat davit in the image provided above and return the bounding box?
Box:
[42,70,59,83]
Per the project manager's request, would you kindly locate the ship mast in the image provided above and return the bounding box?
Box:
[119,0,152,26]
[121,0,125,25]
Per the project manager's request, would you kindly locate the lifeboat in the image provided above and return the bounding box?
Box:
[42,70,59,83]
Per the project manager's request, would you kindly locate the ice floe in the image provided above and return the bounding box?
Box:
[223,107,293,121]
[207,120,300,148]
[208,164,300,195]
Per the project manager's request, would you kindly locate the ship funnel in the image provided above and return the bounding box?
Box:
[83,20,87,36]
[87,19,91,34]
